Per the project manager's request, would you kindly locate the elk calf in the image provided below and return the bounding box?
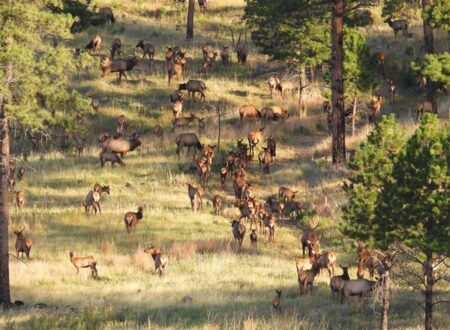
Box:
[124,206,144,233]
[13,227,32,260]
[369,94,382,123]
[301,223,320,257]
[136,40,155,60]
[258,148,273,174]
[110,38,122,59]
[298,263,321,295]
[272,290,283,311]
[144,246,168,277]
[279,186,297,202]
[69,251,98,278]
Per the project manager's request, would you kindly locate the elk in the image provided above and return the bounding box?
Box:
[296,254,318,272]
[187,183,204,211]
[212,195,222,215]
[110,39,123,59]
[239,105,261,124]
[202,145,215,165]
[154,125,164,144]
[232,30,249,65]
[172,113,197,131]
[91,98,100,113]
[99,7,115,24]
[250,225,257,248]
[171,92,184,118]
[13,227,32,260]
[85,34,102,54]
[341,279,378,307]
[198,0,208,13]
[272,290,283,311]
[265,214,276,242]
[100,151,126,167]
[330,266,350,301]
[178,80,207,100]
[17,168,25,181]
[416,101,433,121]
[267,136,277,159]
[101,56,139,82]
[268,76,281,98]
[388,79,396,104]
[144,246,168,277]
[69,251,98,278]
[167,57,186,85]
[258,147,273,174]
[384,17,409,39]
[102,133,142,157]
[124,206,144,233]
[203,52,218,71]
[116,115,127,136]
[136,40,155,60]
[301,223,320,257]
[261,106,288,124]
[220,46,230,65]
[369,94,382,123]
[201,42,213,60]
[220,165,228,187]
[316,249,336,277]
[276,80,297,97]
[82,184,110,214]
[231,219,246,251]
[279,187,297,202]
[14,191,25,208]
[248,127,265,157]
[192,155,210,187]
[298,263,321,295]
[377,52,385,76]
[170,90,184,103]
[356,241,386,279]
[175,133,203,156]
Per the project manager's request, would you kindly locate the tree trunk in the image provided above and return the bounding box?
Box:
[299,64,307,118]
[380,271,390,330]
[422,0,437,113]
[330,0,346,164]
[0,108,11,307]
[424,250,434,330]
[186,0,195,40]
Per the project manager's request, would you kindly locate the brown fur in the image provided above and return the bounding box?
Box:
[69,251,98,277]
[144,246,168,277]
[124,206,144,233]
[14,228,32,260]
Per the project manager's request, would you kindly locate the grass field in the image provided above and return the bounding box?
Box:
[1,0,449,329]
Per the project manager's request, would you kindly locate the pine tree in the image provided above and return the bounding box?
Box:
[0,0,90,306]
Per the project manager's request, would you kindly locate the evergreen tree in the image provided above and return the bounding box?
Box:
[0,0,90,306]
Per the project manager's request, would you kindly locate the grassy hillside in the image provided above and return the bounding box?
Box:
[1,0,449,329]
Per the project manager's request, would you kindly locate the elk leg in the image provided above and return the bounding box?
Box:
[97,202,101,214]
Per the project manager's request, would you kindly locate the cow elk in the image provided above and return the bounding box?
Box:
[258,147,273,174]
[330,266,350,301]
[17,168,25,181]
[14,191,25,208]
[276,80,297,97]
[341,279,378,307]
[316,249,336,277]
[377,52,386,76]
[220,46,230,65]
[110,39,123,59]
[178,80,207,100]
[198,0,208,13]
[212,195,222,215]
[416,101,433,121]
[250,225,257,248]
[144,246,168,277]
[369,94,382,123]
[136,40,155,60]
[176,133,203,156]
[168,56,186,85]
[171,92,184,119]
[69,251,98,278]
[99,7,115,24]
[384,17,409,39]
[301,223,320,257]
[248,127,265,157]
[279,187,297,203]
[239,105,261,124]
[124,206,144,233]
[298,263,321,295]
[268,76,281,98]
[14,227,32,260]
[388,79,396,104]
[101,56,139,82]
[231,219,246,251]
[187,183,204,211]
[85,34,102,54]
